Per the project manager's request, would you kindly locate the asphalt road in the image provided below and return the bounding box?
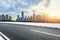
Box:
[0,23,60,40]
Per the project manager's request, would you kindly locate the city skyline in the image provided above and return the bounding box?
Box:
[0,0,60,21]
[0,11,60,23]
[16,11,60,23]
[0,14,12,21]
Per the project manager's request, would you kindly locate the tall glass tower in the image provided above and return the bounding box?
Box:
[16,15,20,21]
[21,11,24,21]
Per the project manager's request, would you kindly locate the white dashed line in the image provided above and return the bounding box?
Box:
[0,36,4,40]
[0,32,10,40]
[31,29,60,37]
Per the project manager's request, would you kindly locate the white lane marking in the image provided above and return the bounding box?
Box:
[0,32,10,40]
[31,29,60,37]
[0,36,4,40]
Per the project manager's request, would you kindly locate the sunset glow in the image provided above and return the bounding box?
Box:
[29,0,60,19]
[0,0,60,22]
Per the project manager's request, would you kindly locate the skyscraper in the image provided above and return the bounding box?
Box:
[33,13,36,21]
[2,14,5,20]
[27,16,30,21]
[30,16,33,21]
[16,15,20,21]
[0,14,12,21]
[25,16,27,21]
[0,15,2,21]
[5,14,8,20]
[21,11,24,21]
[9,16,12,20]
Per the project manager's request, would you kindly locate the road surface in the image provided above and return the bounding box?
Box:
[0,23,60,40]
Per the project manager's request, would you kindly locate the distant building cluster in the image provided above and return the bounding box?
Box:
[0,14,12,21]
[30,13,60,23]
[0,11,59,23]
[31,13,60,23]
[16,11,32,22]
[16,11,60,23]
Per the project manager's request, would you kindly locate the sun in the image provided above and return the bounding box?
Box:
[49,13,57,17]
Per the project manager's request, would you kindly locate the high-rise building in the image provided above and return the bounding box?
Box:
[33,13,36,21]
[0,15,2,20]
[30,16,33,21]
[9,16,12,20]
[36,15,41,22]
[21,11,24,21]
[21,11,24,18]
[27,16,30,21]
[0,15,1,20]
[2,14,5,20]
[0,14,12,21]
[5,14,8,20]
[16,15,20,21]
[25,16,27,21]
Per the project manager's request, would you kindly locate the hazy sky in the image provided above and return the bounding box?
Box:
[0,0,50,14]
[0,0,60,20]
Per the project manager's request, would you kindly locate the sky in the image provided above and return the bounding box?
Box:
[0,0,60,20]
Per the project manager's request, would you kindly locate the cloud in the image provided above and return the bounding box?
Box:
[45,0,50,7]
[0,0,42,12]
